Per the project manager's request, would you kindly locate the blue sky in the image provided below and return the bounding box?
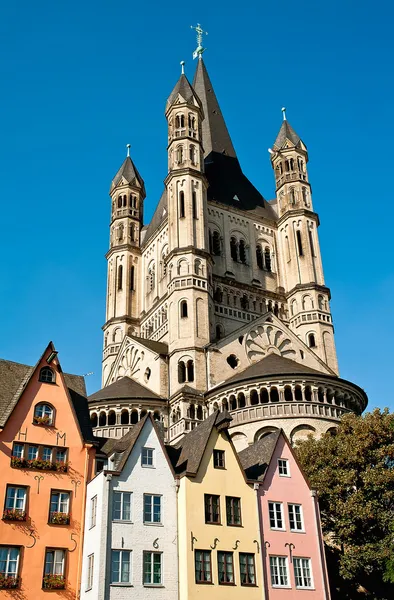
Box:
[0,0,392,410]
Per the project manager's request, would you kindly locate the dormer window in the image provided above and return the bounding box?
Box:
[33,403,54,426]
[39,367,55,384]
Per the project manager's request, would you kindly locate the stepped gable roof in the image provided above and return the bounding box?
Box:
[171,409,232,476]
[0,355,94,442]
[166,73,201,112]
[273,120,302,151]
[88,376,164,404]
[214,353,331,389]
[142,190,167,246]
[129,336,168,356]
[111,156,145,193]
[192,59,274,215]
[238,430,281,481]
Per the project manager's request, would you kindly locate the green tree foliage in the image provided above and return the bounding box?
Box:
[296,409,394,599]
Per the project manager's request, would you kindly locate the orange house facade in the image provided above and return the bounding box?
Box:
[0,343,96,598]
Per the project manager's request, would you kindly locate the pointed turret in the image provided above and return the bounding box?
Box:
[166,73,201,113]
[272,108,306,152]
[192,58,236,158]
[111,155,145,195]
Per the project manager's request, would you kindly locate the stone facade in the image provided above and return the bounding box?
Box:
[90,55,367,444]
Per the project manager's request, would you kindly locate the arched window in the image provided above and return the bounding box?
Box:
[130,410,138,424]
[39,367,55,384]
[188,404,196,420]
[284,386,293,402]
[318,295,324,310]
[187,360,194,382]
[209,230,213,254]
[318,388,325,403]
[240,295,248,310]
[196,405,203,420]
[34,403,54,425]
[148,264,155,292]
[298,157,304,172]
[260,388,269,403]
[123,195,127,207]
[239,239,247,264]
[270,387,279,402]
[99,411,107,427]
[222,398,229,411]
[192,191,197,219]
[212,231,221,256]
[216,324,223,340]
[285,235,291,262]
[305,386,312,401]
[289,188,295,205]
[309,230,316,257]
[296,230,303,256]
[121,410,129,425]
[302,187,308,206]
[285,160,290,172]
[250,390,259,405]
[278,162,283,175]
[295,385,303,401]
[117,223,124,241]
[108,411,116,426]
[90,413,98,428]
[177,146,184,164]
[179,191,185,218]
[188,114,196,131]
[117,265,123,290]
[140,410,147,419]
[118,196,122,208]
[189,145,196,165]
[238,392,246,408]
[180,300,188,318]
[130,266,134,291]
[230,237,238,261]
[264,247,271,271]
[178,361,186,383]
[308,333,316,348]
[289,158,294,170]
[229,395,237,410]
[256,245,263,269]
[153,411,161,422]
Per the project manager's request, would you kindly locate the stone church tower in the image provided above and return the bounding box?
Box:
[90,29,367,448]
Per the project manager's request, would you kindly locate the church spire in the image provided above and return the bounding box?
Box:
[272,109,305,152]
[192,58,236,158]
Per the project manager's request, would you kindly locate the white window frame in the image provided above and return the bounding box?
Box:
[111,549,131,584]
[5,486,27,511]
[143,551,162,586]
[288,503,304,532]
[45,549,65,576]
[112,491,132,522]
[294,557,314,589]
[278,458,290,477]
[90,496,97,529]
[269,555,289,588]
[50,491,70,515]
[34,403,54,425]
[28,445,38,460]
[12,444,24,458]
[268,501,285,530]
[86,553,94,590]
[55,449,67,463]
[0,547,20,578]
[42,447,53,461]
[143,494,162,524]
[141,447,154,468]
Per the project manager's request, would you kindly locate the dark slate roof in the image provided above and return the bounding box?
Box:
[129,336,168,356]
[142,190,167,246]
[192,58,236,159]
[88,376,164,404]
[215,354,331,389]
[171,409,232,476]
[111,156,145,193]
[273,120,303,151]
[166,73,201,112]
[0,358,94,442]
[101,415,148,470]
[238,430,281,481]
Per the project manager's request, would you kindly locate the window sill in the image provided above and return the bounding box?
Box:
[290,529,306,534]
[213,466,226,470]
[205,522,222,526]
[270,527,286,532]
[241,583,257,587]
[113,520,134,524]
[195,581,214,585]
[219,582,236,586]
[143,584,164,588]
[110,583,133,587]
[296,587,315,591]
[279,474,291,478]
[272,585,291,589]
[144,522,163,527]
[141,465,155,469]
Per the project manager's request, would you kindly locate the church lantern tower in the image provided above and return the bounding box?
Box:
[102,148,145,385]
[271,109,338,373]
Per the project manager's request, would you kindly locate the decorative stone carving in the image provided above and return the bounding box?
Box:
[116,344,142,379]
[245,324,296,363]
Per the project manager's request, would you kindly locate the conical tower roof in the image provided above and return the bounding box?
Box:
[111,156,145,194]
[192,58,236,158]
[273,120,303,151]
[166,73,201,112]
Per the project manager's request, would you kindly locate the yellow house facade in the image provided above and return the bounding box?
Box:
[172,410,264,600]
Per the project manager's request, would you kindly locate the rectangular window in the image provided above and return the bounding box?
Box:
[204,494,220,524]
[28,446,38,460]
[226,496,242,526]
[288,504,304,531]
[111,550,131,584]
[141,448,154,467]
[294,557,313,589]
[195,550,212,583]
[43,447,52,461]
[143,552,162,585]
[55,449,67,464]
[87,554,94,590]
[113,492,131,521]
[0,547,20,580]
[296,229,303,256]
[278,458,290,477]
[218,551,234,585]
[44,549,65,576]
[268,501,284,530]
[90,496,97,528]
[239,553,256,586]
[50,491,70,522]
[143,494,161,524]
[213,449,225,469]
[269,556,289,587]
[5,486,27,513]
[12,444,24,458]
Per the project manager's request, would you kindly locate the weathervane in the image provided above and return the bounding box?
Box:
[190,23,208,60]
[126,143,131,157]
[281,107,287,122]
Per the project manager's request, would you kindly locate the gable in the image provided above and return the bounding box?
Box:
[261,433,311,496]
[207,312,334,390]
[193,426,247,487]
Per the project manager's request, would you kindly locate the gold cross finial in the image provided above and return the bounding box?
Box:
[190,23,208,60]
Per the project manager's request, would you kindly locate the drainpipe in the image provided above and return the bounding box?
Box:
[312,489,331,600]
[175,477,180,600]
[254,482,269,600]
[77,444,93,598]
[100,473,112,600]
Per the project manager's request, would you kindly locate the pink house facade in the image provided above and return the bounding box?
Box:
[239,431,330,599]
